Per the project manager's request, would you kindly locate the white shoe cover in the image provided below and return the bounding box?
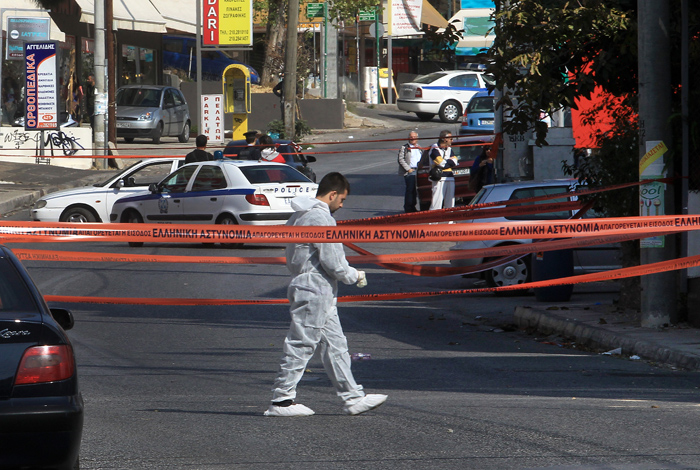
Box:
[343,394,388,415]
[263,403,315,417]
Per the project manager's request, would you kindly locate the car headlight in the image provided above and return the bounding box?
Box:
[34,199,47,209]
[138,112,154,121]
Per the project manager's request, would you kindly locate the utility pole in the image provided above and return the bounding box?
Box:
[637,0,676,326]
[93,0,107,167]
[283,0,299,139]
[106,0,116,152]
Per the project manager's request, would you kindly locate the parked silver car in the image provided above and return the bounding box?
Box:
[449,180,622,289]
[116,85,191,144]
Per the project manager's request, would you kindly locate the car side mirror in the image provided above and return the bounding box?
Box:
[51,308,74,331]
[116,179,125,188]
[306,155,316,163]
[149,183,159,193]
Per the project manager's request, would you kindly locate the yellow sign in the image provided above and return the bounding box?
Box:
[203,0,252,46]
[639,141,667,175]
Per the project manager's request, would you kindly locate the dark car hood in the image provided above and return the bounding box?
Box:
[0,314,43,398]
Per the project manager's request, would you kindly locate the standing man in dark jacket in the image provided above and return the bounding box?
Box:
[185,135,214,163]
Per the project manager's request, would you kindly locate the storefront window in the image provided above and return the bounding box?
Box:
[121,45,156,85]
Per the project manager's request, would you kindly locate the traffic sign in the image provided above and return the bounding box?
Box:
[359,9,376,21]
[307,3,324,18]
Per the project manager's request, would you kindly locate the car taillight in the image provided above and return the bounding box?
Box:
[15,345,75,385]
[462,112,469,123]
[415,87,423,98]
[245,193,270,206]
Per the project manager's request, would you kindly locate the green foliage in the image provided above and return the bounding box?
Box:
[330,0,382,22]
[267,119,312,140]
[487,0,637,145]
[422,19,464,62]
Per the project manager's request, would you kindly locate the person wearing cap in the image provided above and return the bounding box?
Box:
[185,135,214,164]
[238,130,261,160]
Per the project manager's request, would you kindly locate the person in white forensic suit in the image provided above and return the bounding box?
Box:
[265,172,388,417]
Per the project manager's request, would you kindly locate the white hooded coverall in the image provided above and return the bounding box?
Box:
[270,196,366,404]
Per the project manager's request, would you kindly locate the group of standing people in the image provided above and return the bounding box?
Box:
[398,130,494,212]
[184,131,287,164]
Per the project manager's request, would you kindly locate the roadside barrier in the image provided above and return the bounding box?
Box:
[0,134,692,306]
[1,209,698,305]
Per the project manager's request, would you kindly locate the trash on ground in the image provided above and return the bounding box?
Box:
[351,353,372,361]
[603,347,622,355]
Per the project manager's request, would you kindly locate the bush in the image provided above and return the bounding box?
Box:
[267,119,312,141]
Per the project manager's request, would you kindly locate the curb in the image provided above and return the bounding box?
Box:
[514,306,700,371]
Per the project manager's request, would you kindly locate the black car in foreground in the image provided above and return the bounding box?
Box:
[223,138,317,182]
[0,245,83,470]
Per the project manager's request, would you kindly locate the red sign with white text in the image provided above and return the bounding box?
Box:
[203,0,220,45]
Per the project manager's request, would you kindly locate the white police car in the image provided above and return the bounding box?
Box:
[397,70,495,123]
[109,160,318,247]
[31,158,184,223]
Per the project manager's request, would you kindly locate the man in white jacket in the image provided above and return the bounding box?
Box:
[265,172,388,417]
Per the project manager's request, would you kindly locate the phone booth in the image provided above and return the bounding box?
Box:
[222,64,251,140]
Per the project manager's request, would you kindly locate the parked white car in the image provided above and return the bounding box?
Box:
[397,70,494,123]
[449,180,622,288]
[109,160,318,247]
[30,158,184,223]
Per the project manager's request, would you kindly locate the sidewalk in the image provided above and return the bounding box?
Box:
[1,126,700,372]
[514,304,700,371]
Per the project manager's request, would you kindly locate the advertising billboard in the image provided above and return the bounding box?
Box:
[24,41,59,130]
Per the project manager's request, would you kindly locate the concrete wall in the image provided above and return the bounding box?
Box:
[0,127,94,169]
[181,82,344,134]
[531,127,577,180]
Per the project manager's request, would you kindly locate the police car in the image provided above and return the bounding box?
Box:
[109,160,318,247]
[31,158,184,223]
[397,70,495,123]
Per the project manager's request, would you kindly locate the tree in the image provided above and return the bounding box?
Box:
[486,0,637,145]
[487,0,700,312]
[257,0,380,87]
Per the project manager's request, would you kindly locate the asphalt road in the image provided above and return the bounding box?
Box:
[6,122,700,469]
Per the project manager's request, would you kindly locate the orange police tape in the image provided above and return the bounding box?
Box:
[10,229,657,278]
[0,139,489,159]
[340,177,674,226]
[41,253,700,306]
[1,215,699,244]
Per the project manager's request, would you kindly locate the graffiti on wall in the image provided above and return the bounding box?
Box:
[0,128,85,156]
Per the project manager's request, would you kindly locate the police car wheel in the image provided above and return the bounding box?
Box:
[217,214,244,248]
[126,211,145,247]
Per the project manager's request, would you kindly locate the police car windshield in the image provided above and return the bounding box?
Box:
[240,165,311,184]
[413,73,446,84]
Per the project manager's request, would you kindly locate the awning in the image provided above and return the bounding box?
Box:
[1,1,65,42]
[421,0,448,29]
[150,0,196,34]
[74,0,167,33]
[448,8,495,55]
